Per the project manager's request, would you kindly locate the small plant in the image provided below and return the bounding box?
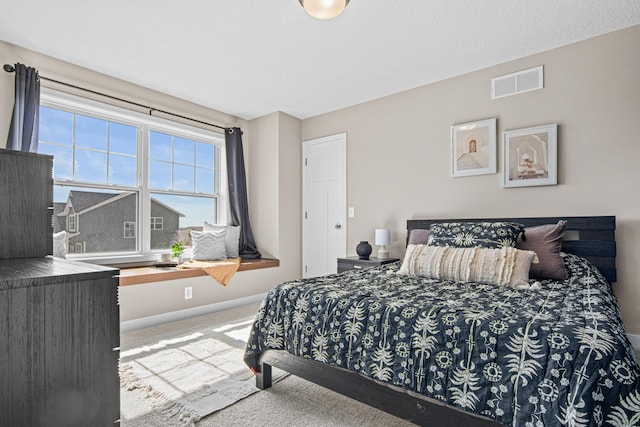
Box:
[171,242,185,259]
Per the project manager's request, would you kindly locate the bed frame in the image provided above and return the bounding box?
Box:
[254,216,616,426]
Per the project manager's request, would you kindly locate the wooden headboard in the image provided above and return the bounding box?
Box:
[406,216,616,283]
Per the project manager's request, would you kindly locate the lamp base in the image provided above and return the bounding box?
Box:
[377,246,389,260]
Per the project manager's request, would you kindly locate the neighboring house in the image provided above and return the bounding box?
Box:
[53,190,184,254]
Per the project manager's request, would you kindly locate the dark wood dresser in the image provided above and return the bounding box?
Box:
[0,148,120,426]
[0,258,120,426]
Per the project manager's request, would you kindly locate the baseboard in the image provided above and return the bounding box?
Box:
[628,333,640,352]
[120,292,266,332]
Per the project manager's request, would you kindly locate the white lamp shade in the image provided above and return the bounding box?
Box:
[300,0,349,20]
[375,229,390,246]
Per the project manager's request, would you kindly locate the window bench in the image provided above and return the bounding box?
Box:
[119,258,280,286]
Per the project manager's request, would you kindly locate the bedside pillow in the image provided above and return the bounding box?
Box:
[428,221,524,249]
[408,229,429,245]
[204,222,241,258]
[191,229,227,261]
[399,244,538,288]
[517,220,568,280]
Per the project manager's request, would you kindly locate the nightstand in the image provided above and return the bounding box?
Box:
[337,256,401,273]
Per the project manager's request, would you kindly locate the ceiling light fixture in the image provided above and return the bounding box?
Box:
[299,0,350,20]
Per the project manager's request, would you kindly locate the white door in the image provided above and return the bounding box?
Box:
[302,133,347,278]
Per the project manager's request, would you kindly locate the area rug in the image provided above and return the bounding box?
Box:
[119,309,287,427]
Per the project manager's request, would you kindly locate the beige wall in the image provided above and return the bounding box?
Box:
[3,26,639,330]
[301,26,640,334]
[0,41,302,322]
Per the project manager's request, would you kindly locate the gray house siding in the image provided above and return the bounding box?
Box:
[69,193,137,253]
[150,202,181,249]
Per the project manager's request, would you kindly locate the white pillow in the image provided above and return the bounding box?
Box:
[191,229,227,261]
[203,222,241,258]
[398,244,539,288]
[53,231,67,258]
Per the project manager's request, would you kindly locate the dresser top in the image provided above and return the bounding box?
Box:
[0,257,118,289]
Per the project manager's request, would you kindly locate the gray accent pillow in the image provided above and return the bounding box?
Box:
[191,229,227,261]
[204,222,241,258]
[517,220,568,280]
[428,222,525,249]
[408,229,429,245]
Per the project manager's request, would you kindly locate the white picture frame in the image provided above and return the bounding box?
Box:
[503,123,557,188]
[451,118,497,177]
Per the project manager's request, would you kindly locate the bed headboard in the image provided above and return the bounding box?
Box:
[406,216,616,283]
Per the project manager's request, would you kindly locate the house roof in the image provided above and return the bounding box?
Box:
[68,191,119,213]
[63,190,185,217]
[1,2,639,120]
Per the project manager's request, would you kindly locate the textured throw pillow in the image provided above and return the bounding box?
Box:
[191,229,227,261]
[53,231,67,258]
[517,220,568,280]
[427,222,525,249]
[399,244,538,288]
[204,222,241,258]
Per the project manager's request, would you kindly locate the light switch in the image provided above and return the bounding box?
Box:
[348,207,355,218]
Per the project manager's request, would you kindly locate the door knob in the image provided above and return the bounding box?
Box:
[335,223,342,229]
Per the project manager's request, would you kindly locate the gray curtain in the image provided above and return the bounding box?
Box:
[225,127,261,259]
[7,63,40,152]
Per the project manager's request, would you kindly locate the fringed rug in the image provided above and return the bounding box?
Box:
[119,311,287,427]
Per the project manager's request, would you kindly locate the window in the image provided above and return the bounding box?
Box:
[38,89,225,262]
[124,222,136,238]
[68,213,77,232]
[151,217,164,230]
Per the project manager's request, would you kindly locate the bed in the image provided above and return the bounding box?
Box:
[244,216,640,426]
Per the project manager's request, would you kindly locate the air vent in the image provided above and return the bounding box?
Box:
[491,66,543,99]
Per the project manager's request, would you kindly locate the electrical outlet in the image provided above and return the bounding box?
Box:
[184,286,192,300]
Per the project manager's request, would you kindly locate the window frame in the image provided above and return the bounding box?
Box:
[40,89,228,265]
[150,217,164,231]
[67,213,77,232]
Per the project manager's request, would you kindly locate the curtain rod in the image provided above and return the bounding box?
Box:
[3,63,229,132]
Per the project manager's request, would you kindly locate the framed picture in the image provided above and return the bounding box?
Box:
[451,118,497,177]
[503,123,557,187]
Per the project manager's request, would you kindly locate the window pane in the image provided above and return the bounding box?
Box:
[39,100,221,259]
[75,149,107,183]
[196,142,215,169]
[173,163,194,192]
[76,115,107,150]
[174,137,194,165]
[149,160,172,190]
[110,122,137,155]
[149,131,172,161]
[53,186,138,253]
[196,167,214,194]
[39,143,73,180]
[150,193,216,250]
[39,106,72,145]
[109,154,137,186]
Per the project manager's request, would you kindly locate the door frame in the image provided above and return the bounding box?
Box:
[302,132,347,277]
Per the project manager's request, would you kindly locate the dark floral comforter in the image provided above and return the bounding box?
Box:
[244,254,640,426]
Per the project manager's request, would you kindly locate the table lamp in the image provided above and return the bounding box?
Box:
[375,229,390,259]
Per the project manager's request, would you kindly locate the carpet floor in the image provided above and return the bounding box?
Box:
[120,302,415,427]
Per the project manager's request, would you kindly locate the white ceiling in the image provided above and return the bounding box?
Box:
[1,1,640,120]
